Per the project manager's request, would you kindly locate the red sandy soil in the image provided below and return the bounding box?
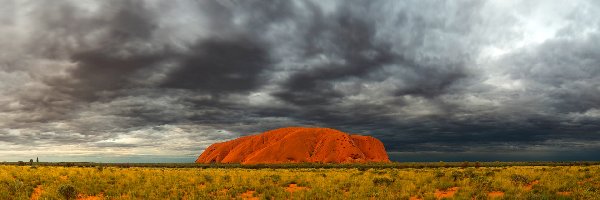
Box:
[196,127,390,164]
[218,188,229,194]
[409,196,423,200]
[285,184,308,193]
[524,180,539,190]
[434,187,459,199]
[30,185,43,200]
[286,183,309,199]
[577,178,593,185]
[239,190,259,200]
[488,191,504,198]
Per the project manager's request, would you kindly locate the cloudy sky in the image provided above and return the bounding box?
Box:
[1,0,599,162]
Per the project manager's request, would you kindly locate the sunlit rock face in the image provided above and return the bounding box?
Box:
[195,127,390,164]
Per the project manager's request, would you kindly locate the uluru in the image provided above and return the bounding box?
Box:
[196,127,390,164]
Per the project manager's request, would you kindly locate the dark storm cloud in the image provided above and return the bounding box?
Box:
[160,37,270,93]
[1,0,600,160]
[254,0,485,148]
[274,1,474,106]
[38,0,170,101]
[273,8,396,105]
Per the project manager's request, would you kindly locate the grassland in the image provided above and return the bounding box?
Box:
[1,163,599,199]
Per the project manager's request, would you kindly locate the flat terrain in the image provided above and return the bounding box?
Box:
[1,163,599,199]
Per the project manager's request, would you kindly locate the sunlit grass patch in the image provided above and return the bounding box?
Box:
[0,164,598,199]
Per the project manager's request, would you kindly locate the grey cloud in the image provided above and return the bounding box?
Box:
[160,37,271,93]
[502,36,600,113]
[39,0,169,100]
[1,0,600,161]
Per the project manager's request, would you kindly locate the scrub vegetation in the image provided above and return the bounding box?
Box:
[1,163,599,199]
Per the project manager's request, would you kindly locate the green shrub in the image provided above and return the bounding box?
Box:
[372,177,394,186]
[451,171,464,181]
[435,170,445,178]
[471,176,491,191]
[268,174,281,183]
[436,181,455,190]
[510,174,529,185]
[203,174,214,183]
[222,175,231,182]
[58,184,76,200]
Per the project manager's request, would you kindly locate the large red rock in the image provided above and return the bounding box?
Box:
[195,127,390,164]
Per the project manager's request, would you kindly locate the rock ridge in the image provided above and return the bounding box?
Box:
[195,127,390,164]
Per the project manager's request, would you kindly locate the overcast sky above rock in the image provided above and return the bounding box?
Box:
[1,0,599,162]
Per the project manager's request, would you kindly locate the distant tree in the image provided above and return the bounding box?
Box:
[36,157,39,163]
[29,159,34,166]
[461,161,470,168]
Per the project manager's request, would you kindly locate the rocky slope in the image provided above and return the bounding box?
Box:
[195,127,390,164]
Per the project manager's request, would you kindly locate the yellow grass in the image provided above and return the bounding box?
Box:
[1,165,599,199]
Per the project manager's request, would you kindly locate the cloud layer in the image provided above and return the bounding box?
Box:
[1,0,599,161]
